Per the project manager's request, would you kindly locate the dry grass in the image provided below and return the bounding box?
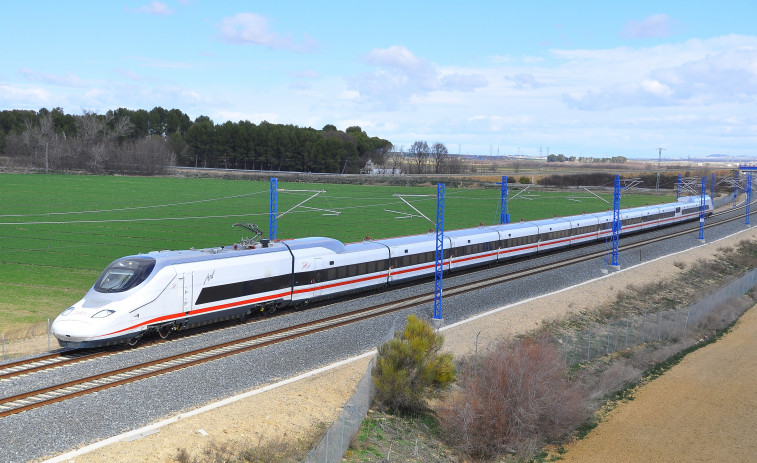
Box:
[437,336,588,460]
[173,429,321,463]
[3,321,49,341]
[588,361,643,402]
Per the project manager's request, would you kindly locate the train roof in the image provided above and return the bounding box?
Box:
[124,195,710,268]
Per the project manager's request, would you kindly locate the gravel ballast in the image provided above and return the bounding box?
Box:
[0,206,751,463]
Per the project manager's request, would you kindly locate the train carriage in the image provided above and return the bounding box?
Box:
[534,217,573,252]
[493,221,540,259]
[446,227,500,270]
[566,214,601,245]
[375,233,452,283]
[316,240,390,297]
[51,195,715,349]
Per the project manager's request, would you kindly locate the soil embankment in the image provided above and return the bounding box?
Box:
[562,304,757,462]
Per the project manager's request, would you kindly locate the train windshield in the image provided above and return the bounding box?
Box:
[94,257,156,293]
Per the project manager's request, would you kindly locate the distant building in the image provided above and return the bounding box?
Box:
[361,159,402,175]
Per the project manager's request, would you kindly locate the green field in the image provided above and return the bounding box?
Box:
[0,173,674,333]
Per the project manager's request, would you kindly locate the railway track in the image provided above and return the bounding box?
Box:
[0,202,750,418]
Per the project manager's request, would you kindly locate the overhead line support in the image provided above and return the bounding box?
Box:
[433,184,445,323]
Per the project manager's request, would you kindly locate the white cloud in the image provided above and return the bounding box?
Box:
[353,45,487,108]
[558,36,757,110]
[131,57,192,69]
[640,79,673,97]
[506,73,543,89]
[0,84,53,106]
[115,68,144,81]
[218,13,317,52]
[18,68,89,87]
[622,13,677,39]
[290,70,320,79]
[134,2,173,15]
[440,73,488,92]
[365,45,424,70]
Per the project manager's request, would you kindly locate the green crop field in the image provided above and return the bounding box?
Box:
[0,173,674,334]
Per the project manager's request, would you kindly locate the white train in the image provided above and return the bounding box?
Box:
[51,195,712,348]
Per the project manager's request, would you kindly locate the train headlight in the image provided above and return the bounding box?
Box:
[92,309,116,318]
[61,307,75,316]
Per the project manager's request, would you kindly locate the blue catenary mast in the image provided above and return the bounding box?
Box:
[499,175,510,224]
[711,173,715,199]
[611,175,620,267]
[746,174,752,226]
[676,174,681,200]
[433,183,445,321]
[699,177,706,241]
[269,177,278,240]
[733,171,739,207]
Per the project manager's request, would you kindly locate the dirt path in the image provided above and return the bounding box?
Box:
[561,304,757,463]
[43,218,757,463]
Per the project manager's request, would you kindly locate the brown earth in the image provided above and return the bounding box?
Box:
[560,304,757,463]
[39,213,757,463]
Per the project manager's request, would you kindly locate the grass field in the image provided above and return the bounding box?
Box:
[0,173,674,334]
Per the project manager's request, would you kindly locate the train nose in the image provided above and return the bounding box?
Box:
[51,319,92,343]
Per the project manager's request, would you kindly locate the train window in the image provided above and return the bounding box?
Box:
[358,262,367,275]
[326,268,337,281]
[94,257,156,293]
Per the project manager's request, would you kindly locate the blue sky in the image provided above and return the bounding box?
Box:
[1,1,756,159]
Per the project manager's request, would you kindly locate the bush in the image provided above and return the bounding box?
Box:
[519,176,531,184]
[437,335,588,460]
[372,315,455,414]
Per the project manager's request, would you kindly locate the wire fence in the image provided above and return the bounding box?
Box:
[713,194,736,209]
[301,265,757,463]
[302,357,376,463]
[562,266,757,367]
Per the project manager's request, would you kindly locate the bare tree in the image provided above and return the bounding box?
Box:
[431,142,448,174]
[390,145,404,174]
[447,155,466,174]
[408,140,430,174]
[74,112,133,172]
[512,158,521,173]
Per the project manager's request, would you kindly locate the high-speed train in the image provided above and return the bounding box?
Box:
[51,195,712,348]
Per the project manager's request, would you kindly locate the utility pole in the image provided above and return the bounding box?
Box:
[656,148,665,191]
[269,178,278,240]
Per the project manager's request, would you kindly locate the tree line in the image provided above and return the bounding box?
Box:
[0,107,392,175]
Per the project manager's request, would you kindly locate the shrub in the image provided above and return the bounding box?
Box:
[372,315,455,414]
[519,176,531,184]
[437,335,588,460]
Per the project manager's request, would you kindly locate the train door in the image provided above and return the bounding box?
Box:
[179,273,193,315]
[446,237,456,270]
[312,257,323,298]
